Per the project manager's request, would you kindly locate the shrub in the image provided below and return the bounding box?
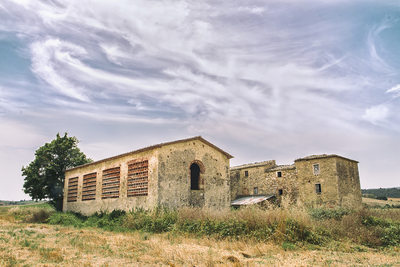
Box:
[47,212,83,227]
[381,224,400,246]
[309,208,350,220]
[282,241,296,251]
[25,209,53,223]
[123,208,177,233]
[9,207,54,223]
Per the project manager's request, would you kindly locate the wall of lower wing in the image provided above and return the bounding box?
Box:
[63,149,158,216]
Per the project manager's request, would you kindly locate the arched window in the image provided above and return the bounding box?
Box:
[190,163,201,190]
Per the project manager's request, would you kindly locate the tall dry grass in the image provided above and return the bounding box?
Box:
[3,203,400,248]
[8,206,54,223]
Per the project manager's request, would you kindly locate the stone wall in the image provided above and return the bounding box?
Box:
[157,139,231,210]
[295,157,340,207]
[336,157,362,208]
[230,162,299,206]
[64,137,361,214]
[230,161,276,200]
[63,137,232,215]
[264,166,298,205]
[63,149,158,216]
[231,155,362,209]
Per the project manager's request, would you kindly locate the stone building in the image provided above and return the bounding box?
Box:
[63,137,362,215]
[230,154,362,209]
[63,136,232,215]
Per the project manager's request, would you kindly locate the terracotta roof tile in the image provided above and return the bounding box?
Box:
[67,136,233,172]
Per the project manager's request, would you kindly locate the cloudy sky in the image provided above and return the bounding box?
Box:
[0,0,399,200]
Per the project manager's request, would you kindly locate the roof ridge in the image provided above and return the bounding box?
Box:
[67,136,233,172]
[295,154,358,163]
[230,160,276,170]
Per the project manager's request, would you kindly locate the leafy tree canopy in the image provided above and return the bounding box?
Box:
[22,133,92,211]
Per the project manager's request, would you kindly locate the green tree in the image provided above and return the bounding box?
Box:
[22,133,92,211]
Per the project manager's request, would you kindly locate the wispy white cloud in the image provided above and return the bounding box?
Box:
[362,105,389,125]
[30,39,90,102]
[387,84,400,98]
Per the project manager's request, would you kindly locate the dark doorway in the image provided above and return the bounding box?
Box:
[190,163,200,190]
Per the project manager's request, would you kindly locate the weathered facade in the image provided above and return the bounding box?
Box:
[63,137,232,215]
[230,154,362,209]
[63,137,362,215]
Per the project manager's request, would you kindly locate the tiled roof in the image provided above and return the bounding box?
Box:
[294,154,358,163]
[266,164,296,172]
[230,160,276,170]
[66,136,233,172]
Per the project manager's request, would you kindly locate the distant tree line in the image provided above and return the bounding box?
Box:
[362,187,400,200]
[0,200,38,206]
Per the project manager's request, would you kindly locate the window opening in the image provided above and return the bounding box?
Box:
[127,160,149,197]
[102,167,120,199]
[277,171,282,177]
[253,187,258,195]
[190,163,200,190]
[313,164,320,175]
[244,170,248,177]
[67,177,78,202]
[82,172,96,201]
[278,189,283,195]
[315,183,322,194]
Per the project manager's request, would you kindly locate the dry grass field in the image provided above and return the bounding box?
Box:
[363,197,400,207]
[0,218,399,266]
[0,204,399,266]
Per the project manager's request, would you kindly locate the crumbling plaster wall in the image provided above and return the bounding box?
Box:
[63,149,158,215]
[231,156,362,209]
[229,161,276,200]
[336,158,362,208]
[230,163,299,205]
[157,139,231,210]
[265,168,298,205]
[295,158,340,207]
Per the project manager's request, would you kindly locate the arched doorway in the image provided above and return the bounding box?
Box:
[189,160,205,190]
[190,163,201,190]
[189,160,205,207]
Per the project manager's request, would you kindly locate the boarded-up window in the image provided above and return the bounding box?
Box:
[67,177,78,202]
[102,167,120,199]
[82,172,97,201]
[127,160,148,197]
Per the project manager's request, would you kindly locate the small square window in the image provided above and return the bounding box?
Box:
[278,189,283,195]
[313,164,320,175]
[253,187,258,195]
[277,171,282,178]
[244,170,248,177]
[315,183,321,194]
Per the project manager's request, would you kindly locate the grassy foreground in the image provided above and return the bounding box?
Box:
[0,204,399,266]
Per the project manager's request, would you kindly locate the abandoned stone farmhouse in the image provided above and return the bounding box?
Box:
[63,136,362,215]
